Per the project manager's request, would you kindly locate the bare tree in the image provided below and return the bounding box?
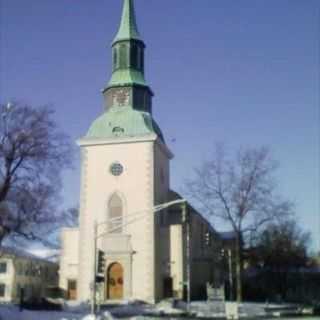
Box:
[246,219,311,301]
[62,206,79,228]
[186,145,293,301]
[250,219,310,270]
[0,102,73,246]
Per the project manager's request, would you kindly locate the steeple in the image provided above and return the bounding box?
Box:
[113,0,142,44]
[86,0,165,142]
[102,0,153,114]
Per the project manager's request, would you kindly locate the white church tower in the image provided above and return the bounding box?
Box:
[60,0,174,303]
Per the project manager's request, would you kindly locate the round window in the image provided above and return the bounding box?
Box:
[110,162,124,176]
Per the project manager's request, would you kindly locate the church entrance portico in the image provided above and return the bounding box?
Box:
[102,234,133,301]
[106,262,124,300]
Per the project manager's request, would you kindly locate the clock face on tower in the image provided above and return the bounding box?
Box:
[112,88,130,107]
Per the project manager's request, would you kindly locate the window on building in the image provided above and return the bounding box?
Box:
[0,262,7,274]
[108,194,123,233]
[0,284,5,297]
[68,280,77,300]
[113,47,118,70]
[119,44,127,69]
[205,231,212,247]
[130,43,138,69]
[112,127,125,135]
[25,264,31,276]
[39,266,44,278]
[32,264,38,277]
[200,224,206,252]
[20,265,24,276]
[137,46,141,70]
[16,263,22,275]
[24,264,28,276]
[140,48,144,71]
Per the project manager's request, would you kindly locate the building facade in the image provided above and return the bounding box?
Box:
[0,247,58,303]
[60,0,223,303]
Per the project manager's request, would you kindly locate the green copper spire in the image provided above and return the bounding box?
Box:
[85,0,164,143]
[106,0,146,88]
[113,0,142,44]
[102,0,153,116]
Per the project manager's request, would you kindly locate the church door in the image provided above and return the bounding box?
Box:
[67,280,77,300]
[106,262,124,300]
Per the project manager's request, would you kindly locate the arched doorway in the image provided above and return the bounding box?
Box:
[106,262,124,300]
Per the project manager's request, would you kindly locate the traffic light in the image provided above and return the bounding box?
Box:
[97,250,106,274]
[95,275,105,283]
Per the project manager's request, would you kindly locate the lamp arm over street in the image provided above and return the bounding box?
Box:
[98,199,187,227]
[98,199,186,237]
[97,213,148,239]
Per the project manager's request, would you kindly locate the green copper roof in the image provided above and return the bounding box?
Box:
[108,69,146,87]
[86,107,164,142]
[113,0,142,44]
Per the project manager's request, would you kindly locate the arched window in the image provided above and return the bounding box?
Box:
[108,194,123,233]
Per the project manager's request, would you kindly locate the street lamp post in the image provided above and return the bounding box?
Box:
[221,248,233,301]
[228,249,233,301]
[90,198,186,315]
[182,202,191,311]
[91,221,98,315]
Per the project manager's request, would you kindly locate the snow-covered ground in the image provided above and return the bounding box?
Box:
[0,301,317,320]
[0,305,87,320]
[0,305,117,320]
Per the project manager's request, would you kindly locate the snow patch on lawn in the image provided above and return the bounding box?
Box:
[0,305,101,320]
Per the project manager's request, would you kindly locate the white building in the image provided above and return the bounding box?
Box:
[60,0,223,303]
[0,247,58,303]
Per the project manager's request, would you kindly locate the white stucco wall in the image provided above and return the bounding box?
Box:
[59,228,79,292]
[170,225,184,298]
[0,255,58,303]
[77,136,164,302]
[0,259,14,302]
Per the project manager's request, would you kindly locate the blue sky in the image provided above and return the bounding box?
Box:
[1,0,319,251]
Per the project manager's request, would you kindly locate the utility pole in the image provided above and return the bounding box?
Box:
[91,221,98,315]
[182,202,191,310]
[228,249,233,301]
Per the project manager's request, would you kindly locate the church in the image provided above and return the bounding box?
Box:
[59,0,224,303]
